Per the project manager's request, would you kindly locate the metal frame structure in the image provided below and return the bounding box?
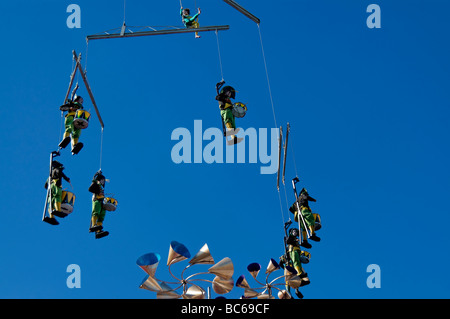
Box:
[86,24,230,41]
[71,50,104,129]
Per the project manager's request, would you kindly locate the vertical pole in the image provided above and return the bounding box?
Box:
[282,123,290,186]
[277,126,282,191]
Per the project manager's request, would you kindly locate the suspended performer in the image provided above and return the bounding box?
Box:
[58,95,85,155]
[88,170,110,239]
[279,227,310,296]
[43,157,71,225]
[289,188,321,248]
[180,6,201,38]
[216,80,244,145]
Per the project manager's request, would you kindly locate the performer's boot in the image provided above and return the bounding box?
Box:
[59,133,71,149]
[95,221,109,239]
[225,123,243,145]
[44,207,59,225]
[52,201,67,218]
[295,266,310,287]
[309,227,321,242]
[89,216,103,232]
[300,230,312,248]
[71,138,83,155]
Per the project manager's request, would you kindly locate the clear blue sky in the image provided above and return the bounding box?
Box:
[0,0,449,299]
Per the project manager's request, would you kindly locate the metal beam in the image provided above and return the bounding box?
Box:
[63,53,81,104]
[72,50,105,129]
[87,25,230,41]
[222,0,260,24]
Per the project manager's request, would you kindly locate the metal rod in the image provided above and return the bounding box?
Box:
[222,0,260,24]
[277,126,282,191]
[72,50,105,128]
[87,25,230,41]
[282,123,290,185]
[42,152,55,221]
[63,53,82,105]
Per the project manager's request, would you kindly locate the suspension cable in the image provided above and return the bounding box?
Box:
[99,127,104,170]
[257,23,277,130]
[215,29,224,81]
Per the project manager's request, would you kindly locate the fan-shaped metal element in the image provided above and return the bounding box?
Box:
[278,290,292,299]
[208,257,234,280]
[189,243,215,265]
[265,258,280,275]
[247,263,261,280]
[243,288,259,299]
[183,285,205,299]
[136,253,161,277]
[235,275,251,289]
[139,275,162,292]
[212,276,234,294]
[167,241,191,266]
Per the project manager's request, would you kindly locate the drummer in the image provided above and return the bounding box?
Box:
[88,170,110,239]
[58,95,84,155]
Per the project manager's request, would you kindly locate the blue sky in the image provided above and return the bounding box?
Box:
[0,0,449,299]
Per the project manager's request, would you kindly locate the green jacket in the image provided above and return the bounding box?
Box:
[180,9,199,26]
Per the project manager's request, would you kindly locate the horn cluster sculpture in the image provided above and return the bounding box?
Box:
[136,241,234,299]
[236,258,303,299]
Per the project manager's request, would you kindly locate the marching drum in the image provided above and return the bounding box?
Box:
[73,109,91,129]
[103,197,118,211]
[61,190,76,215]
[300,250,311,264]
[232,102,247,118]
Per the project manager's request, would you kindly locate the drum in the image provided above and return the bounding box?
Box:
[103,197,118,211]
[300,250,311,264]
[61,190,76,215]
[313,213,321,231]
[73,109,91,129]
[232,102,247,118]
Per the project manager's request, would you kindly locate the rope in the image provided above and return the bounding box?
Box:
[123,0,127,23]
[215,29,224,81]
[84,39,89,74]
[99,128,104,170]
[257,23,277,130]
[256,23,287,237]
[58,54,77,144]
[58,111,64,145]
